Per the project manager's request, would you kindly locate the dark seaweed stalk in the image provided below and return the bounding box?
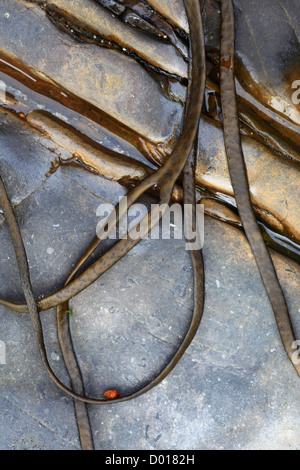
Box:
[0,0,206,406]
[219,0,300,376]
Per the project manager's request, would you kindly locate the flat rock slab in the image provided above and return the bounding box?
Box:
[29,0,188,79]
[0,110,299,450]
[0,0,183,156]
[146,0,189,34]
[196,116,300,244]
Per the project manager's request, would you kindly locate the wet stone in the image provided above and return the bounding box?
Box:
[196,116,300,245]
[146,0,189,34]
[202,0,300,126]
[27,0,188,79]
[0,108,57,206]
[234,0,300,125]
[0,69,150,166]
[0,0,183,158]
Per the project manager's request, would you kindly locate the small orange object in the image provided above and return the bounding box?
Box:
[104,390,120,400]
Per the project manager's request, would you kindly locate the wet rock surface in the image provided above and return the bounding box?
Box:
[196,116,300,245]
[0,0,300,451]
[145,0,189,34]
[0,0,184,161]
[26,0,188,78]
[0,107,299,450]
[233,0,300,126]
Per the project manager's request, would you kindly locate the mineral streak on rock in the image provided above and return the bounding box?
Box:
[26,110,183,201]
[145,0,189,35]
[0,69,154,167]
[0,51,168,166]
[88,0,189,61]
[199,196,300,263]
[204,75,300,164]
[0,0,183,164]
[196,116,300,245]
[200,197,241,228]
[235,66,300,156]
[25,0,188,79]
[27,110,152,182]
[23,107,300,260]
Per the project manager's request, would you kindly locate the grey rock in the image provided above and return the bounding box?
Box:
[0,110,299,449]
